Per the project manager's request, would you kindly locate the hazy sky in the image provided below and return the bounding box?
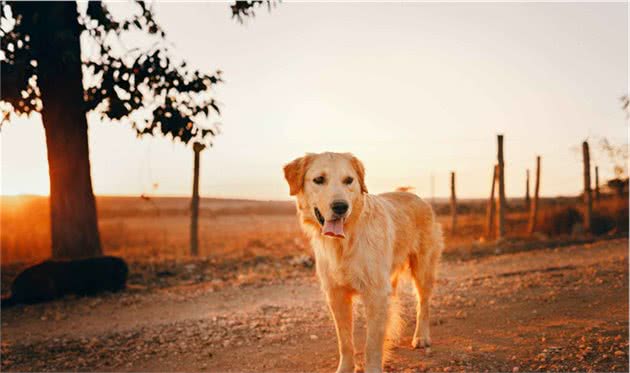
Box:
[1,2,628,200]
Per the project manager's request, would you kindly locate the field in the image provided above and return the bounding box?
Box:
[3,194,626,265]
[1,194,628,372]
[2,196,303,263]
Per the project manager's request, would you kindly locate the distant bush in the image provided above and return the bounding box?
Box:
[616,203,629,233]
[538,199,628,236]
[591,211,616,235]
[593,200,628,235]
[539,207,583,236]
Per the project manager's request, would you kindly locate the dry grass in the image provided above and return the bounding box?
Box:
[1,196,305,264]
[1,195,627,265]
[537,197,629,236]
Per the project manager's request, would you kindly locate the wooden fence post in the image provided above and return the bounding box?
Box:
[582,141,592,233]
[595,166,600,202]
[497,135,506,239]
[527,156,541,235]
[190,142,206,256]
[525,169,531,209]
[450,171,457,235]
[485,164,498,240]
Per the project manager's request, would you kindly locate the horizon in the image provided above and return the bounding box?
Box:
[0,192,593,203]
[1,2,628,199]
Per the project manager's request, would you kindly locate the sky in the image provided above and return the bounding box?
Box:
[1,2,628,200]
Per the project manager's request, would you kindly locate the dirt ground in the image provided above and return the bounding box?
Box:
[2,238,628,372]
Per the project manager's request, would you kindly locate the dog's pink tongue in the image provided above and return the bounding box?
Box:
[323,219,345,238]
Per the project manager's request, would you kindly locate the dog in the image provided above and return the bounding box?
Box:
[1,256,128,307]
[283,152,443,373]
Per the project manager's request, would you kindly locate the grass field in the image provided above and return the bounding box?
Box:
[2,194,626,265]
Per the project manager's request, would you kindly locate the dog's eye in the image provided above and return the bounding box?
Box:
[313,176,325,185]
[343,177,354,185]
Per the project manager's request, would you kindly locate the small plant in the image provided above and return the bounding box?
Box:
[593,201,629,235]
[538,207,583,236]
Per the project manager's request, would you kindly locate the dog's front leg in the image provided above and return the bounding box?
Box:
[364,291,389,373]
[326,287,355,373]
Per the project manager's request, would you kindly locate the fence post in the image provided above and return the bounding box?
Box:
[497,135,506,239]
[190,142,206,256]
[525,169,531,209]
[582,141,592,233]
[450,171,457,235]
[595,165,600,202]
[485,164,498,240]
[527,156,541,235]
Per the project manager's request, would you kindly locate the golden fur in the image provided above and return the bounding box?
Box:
[283,152,443,373]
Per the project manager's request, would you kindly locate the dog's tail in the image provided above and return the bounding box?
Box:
[424,217,445,292]
[432,218,445,268]
[395,186,415,193]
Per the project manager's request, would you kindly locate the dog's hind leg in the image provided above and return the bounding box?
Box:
[409,254,435,349]
[411,221,443,349]
[411,275,433,349]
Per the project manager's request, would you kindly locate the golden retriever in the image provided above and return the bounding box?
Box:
[283,152,443,373]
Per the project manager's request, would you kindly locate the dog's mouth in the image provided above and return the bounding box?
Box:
[314,207,345,239]
[314,207,325,226]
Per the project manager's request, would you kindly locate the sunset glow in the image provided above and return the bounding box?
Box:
[1,3,629,371]
[1,115,50,196]
[1,2,627,200]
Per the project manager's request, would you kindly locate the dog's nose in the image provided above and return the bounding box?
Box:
[331,200,349,216]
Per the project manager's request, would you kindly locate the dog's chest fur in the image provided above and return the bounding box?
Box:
[311,224,394,293]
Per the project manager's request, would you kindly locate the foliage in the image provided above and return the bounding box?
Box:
[0,3,40,119]
[231,0,276,23]
[598,137,628,179]
[606,178,629,197]
[0,0,273,145]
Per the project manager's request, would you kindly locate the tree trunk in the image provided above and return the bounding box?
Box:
[33,2,102,259]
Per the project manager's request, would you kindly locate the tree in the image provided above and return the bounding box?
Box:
[0,0,269,259]
[606,95,630,197]
[598,137,628,180]
[598,137,629,197]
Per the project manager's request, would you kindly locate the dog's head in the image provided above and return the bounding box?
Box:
[283,152,367,239]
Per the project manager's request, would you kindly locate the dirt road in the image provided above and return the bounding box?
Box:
[2,238,628,372]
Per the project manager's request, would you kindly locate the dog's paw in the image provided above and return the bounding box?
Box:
[335,366,356,373]
[335,359,356,373]
[411,335,431,349]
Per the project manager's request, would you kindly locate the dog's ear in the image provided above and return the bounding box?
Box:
[349,155,368,194]
[283,154,313,196]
